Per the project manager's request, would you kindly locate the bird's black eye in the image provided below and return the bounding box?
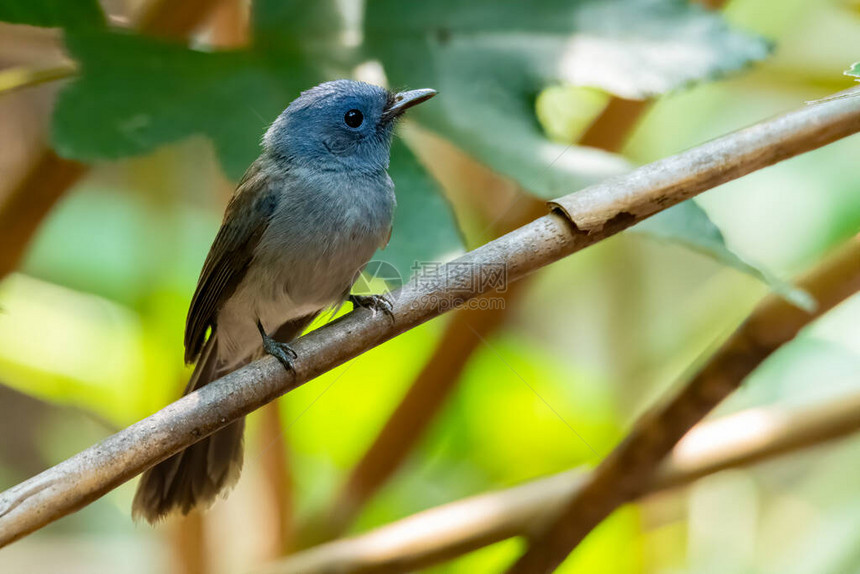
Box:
[344,109,364,128]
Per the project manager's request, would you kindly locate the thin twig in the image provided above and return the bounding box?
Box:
[259,385,860,574]
[507,235,860,572]
[1,88,859,548]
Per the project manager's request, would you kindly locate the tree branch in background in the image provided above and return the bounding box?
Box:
[258,403,295,556]
[508,235,860,572]
[0,150,87,278]
[0,0,229,282]
[136,0,228,40]
[579,97,650,152]
[171,511,209,574]
[260,382,860,574]
[1,88,858,548]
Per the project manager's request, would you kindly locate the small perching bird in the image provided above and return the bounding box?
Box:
[132,80,436,523]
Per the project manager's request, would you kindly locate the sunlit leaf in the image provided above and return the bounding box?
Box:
[53,32,306,180]
[52,0,344,180]
[536,86,611,143]
[52,5,465,266]
[634,201,814,310]
[364,0,770,197]
[0,275,180,427]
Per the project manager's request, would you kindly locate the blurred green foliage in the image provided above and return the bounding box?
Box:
[20,0,806,305]
[0,0,859,573]
[365,0,769,197]
[0,0,104,29]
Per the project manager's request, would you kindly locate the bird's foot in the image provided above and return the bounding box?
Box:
[257,320,297,371]
[349,293,395,321]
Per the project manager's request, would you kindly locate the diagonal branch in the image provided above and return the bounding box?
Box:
[1,87,859,548]
[0,150,88,278]
[579,97,649,151]
[260,382,860,574]
[507,235,860,572]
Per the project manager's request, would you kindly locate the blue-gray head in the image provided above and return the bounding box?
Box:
[264,80,436,173]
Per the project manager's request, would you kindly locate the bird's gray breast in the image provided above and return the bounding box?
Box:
[214,166,394,365]
[253,166,395,312]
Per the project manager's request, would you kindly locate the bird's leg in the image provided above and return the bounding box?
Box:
[348,293,395,321]
[257,320,297,371]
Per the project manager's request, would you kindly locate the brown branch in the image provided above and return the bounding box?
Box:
[170,512,209,574]
[0,150,88,277]
[0,0,228,282]
[1,88,859,548]
[578,97,649,151]
[258,403,294,556]
[136,0,228,40]
[508,234,860,572]
[257,384,860,574]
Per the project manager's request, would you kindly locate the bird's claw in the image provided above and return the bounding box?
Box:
[349,293,395,321]
[257,321,297,371]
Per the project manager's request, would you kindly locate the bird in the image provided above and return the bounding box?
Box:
[131,79,436,523]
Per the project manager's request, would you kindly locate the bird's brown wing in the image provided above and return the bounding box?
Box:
[184,160,280,364]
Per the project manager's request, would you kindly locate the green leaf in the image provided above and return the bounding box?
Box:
[0,0,104,30]
[52,0,345,180]
[633,200,815,310]
[847,62,860,79]
[51,1,466,264]
[364,0,770,197]
[374,140,464,281]
[253,0,344,58]
[53,31,296,180]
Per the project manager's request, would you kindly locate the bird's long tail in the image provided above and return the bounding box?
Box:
[132,334,245,523]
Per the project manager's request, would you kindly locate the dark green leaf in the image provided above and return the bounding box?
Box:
[365,0,770,197]
[634,200,814,310]
[0,0,104,30]
[252,0,343,58]
[52,0,346,180]
[53,31,316,180]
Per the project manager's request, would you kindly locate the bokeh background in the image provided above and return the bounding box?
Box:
[0,0,859,572]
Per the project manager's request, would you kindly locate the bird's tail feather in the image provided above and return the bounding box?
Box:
[132,334,245,523]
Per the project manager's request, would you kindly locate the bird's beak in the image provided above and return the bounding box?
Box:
[383,88,437,121]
